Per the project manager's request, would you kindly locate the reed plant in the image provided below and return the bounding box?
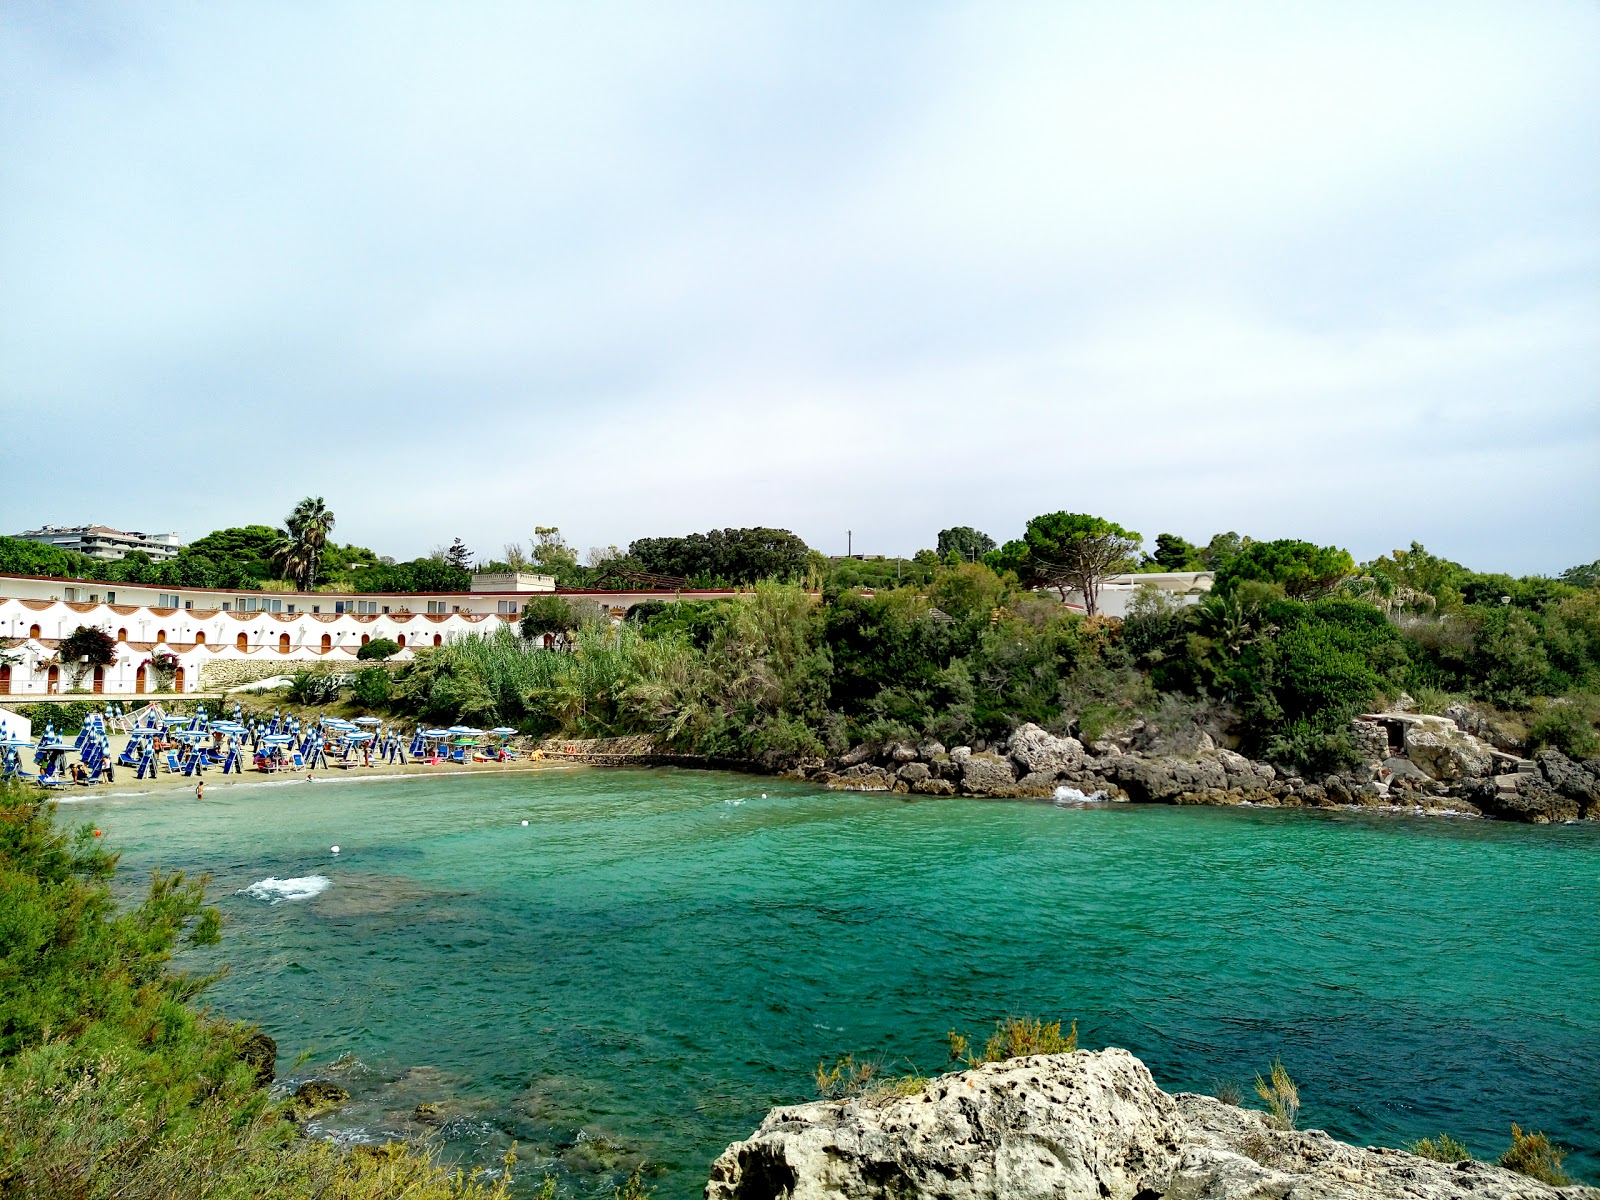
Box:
[948,1017,1078,1066]
[1499,1125,1570,1186]
[1407,1133,1471,1163]
[1253,1058,1300,1130]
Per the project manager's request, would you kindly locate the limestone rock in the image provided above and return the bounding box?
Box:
[1535,748,1600,815]
[959,753,1018,795]
[707,1051,1598,1200]
[916,739,947,760]
[1402,717,1494,782]
[837,744,876,768]
[291,1079,349,1120]
[888,742,920,764]
[830,764,895,791]
[706,1049,1184,1200]
[1008,723,1086,777]
[910,776,956,796]
[238,1030,277,1088]
[896,761,931,785]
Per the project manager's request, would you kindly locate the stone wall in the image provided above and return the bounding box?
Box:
[199,657,363,690]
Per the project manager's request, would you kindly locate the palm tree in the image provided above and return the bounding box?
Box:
[273,497,336,591]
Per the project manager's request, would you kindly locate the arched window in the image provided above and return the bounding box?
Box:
[156,630,166,644]
[321,633,332,652]
[173,666,186,693]
[396,634,406,649]
[0,664,10,694]
[195,630,206,645]
[116,627,128,642]
[237,632,248,651]
[278,633,291,653]
[360,634,370,646]
[28,624,40,640]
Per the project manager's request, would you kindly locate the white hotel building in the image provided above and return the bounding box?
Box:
[0,572,739,697]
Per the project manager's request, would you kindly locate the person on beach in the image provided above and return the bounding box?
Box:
[195,780,204,800]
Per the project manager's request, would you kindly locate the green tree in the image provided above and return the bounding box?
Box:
[1147,533,1202,571]
[1005,512,1143,616]
[273,498,336,590]
[628,528,812,585]
[1559,559,1599,589]
[936,527,997,563]
[519,594,588,639]
[1216,539,1355,599]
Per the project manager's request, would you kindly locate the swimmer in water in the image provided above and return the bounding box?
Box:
[195,780,205,800]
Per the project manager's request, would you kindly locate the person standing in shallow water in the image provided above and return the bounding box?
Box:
[195,780,204,800]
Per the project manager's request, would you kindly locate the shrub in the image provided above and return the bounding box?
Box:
[1408,1133,1471,1162]
[1253,1058,1300,1130]
[1213,1080,1243,1106]
[352,667,391,708]
[286,670,342,705]
[1527,694,1600,760]
[356,637,399,661]
[1498,1125,1570,1186]
[813,1054,927,1105]
[949,1017,1078,1066]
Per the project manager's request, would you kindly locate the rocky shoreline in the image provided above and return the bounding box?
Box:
[777,707,1600,825]
[707,1048,1596,1200]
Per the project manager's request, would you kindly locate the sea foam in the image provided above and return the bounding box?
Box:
[243,875,331,904]
[1053,785,1113,804]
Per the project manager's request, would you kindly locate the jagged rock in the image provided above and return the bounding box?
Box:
[959,753,1017,795]
[1535,749,1600,814]
[1105,755,1227,803]
[897,761,931,785]
[1463,776,1582,824]
[916,739,946,760]
[1445,702,1523,753]
[1008,723,1086,777]
[1383,756,1430,782]
[707,1050,1593,1200]
[888,742,920,764]
[829,764,896,791]
[291,1079,349,1119]
[1014,771,1063,797]
[707,1049,1184,1200]
[910,777,956,796]
[1402,717,1494,781]
[949,746,973,765]
[238,1031,276,1087]
[837,744,876,768]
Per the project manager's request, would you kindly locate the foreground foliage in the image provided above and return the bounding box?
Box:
[0,795,510,1199]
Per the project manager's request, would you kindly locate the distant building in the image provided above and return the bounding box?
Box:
[1053,571,1215,618]
[12,524,184,562]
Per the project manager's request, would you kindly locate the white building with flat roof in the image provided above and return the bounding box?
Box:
[12,524,184,562]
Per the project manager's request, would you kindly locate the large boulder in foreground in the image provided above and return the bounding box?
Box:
[706,1050,1596,1200]
[707,1049,1181,1200]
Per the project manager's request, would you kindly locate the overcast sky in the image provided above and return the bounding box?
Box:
[2,3,1596,573]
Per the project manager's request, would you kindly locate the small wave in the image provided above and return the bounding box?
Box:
[242,876,331,904]
[723,797,745,806]
[1053,785,1111,804]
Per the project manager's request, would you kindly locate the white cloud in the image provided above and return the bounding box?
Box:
[1,1,1596,573]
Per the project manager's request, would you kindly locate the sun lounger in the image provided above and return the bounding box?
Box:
[164,751,181,774]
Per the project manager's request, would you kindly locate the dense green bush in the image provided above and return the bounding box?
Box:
[355,637,400,661]
[352,667,391,708]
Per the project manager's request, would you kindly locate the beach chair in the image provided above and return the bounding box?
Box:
[292,752,305,770]
[164,751,181,774]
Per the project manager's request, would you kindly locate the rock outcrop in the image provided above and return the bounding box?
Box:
[787,711,1590,824]
[707,1050,1596,1200]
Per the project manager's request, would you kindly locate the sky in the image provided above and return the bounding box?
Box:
[2,2,1597,574]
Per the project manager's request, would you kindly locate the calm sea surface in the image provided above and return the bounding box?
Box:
[70,768,1599,1196]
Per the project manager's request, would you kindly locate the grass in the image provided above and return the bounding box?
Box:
[1499,1125,1571,1186]
[1407,1133,1471,1162]
[948,1017,1078,1066]
[1212,1080,1243,1107]
[814,1055,928,1105]
[1253,1058,1300,1130]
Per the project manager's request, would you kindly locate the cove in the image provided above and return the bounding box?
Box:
[72,768,1600,1197]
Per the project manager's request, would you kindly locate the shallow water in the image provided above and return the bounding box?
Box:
[74,769,1600,1195]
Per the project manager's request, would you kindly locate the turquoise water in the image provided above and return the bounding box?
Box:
[71,769,1599,1195]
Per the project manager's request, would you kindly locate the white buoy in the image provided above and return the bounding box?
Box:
[521,820,529,826]
[761,793,768,799]
[330,845,340,854]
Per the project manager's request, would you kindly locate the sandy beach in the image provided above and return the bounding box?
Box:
[42,729,586,802]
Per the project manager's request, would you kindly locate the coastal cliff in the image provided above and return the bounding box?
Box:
[707,1049,1596,1200]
